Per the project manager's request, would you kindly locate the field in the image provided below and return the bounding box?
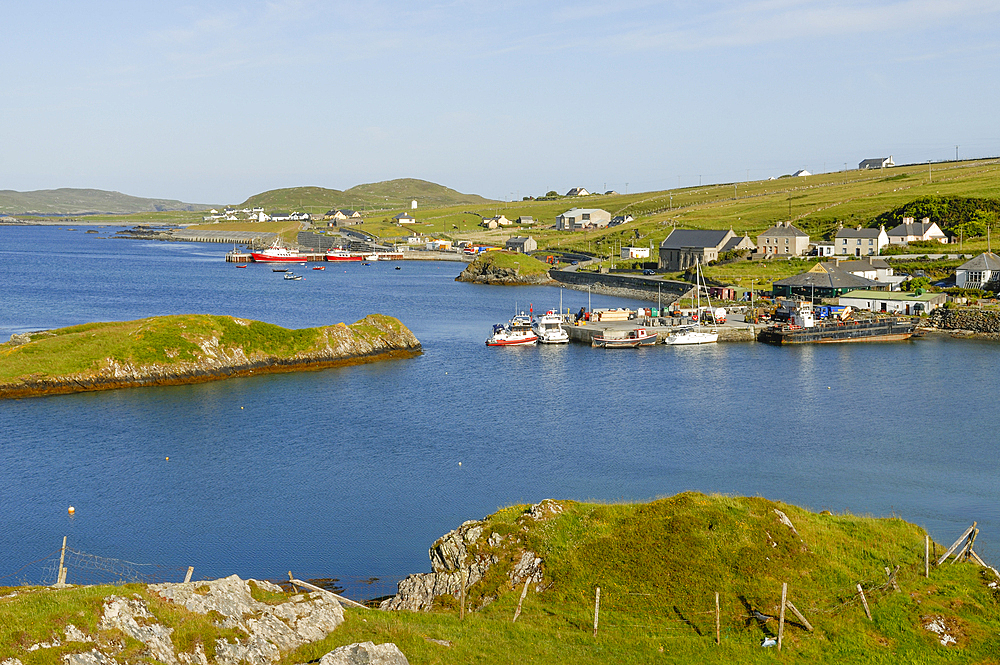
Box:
[2,493,997,664]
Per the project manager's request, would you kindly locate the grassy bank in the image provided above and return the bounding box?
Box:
[0,314,418,389]
[5,494,994,664]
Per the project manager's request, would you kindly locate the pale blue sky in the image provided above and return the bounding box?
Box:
[3,1,999,204]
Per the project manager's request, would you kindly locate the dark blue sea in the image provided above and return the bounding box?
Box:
[1,226,997,595]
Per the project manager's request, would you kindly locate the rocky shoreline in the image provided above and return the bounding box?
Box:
[0,315,421,400]
[455,255,555,286]
[925,307,1000,339]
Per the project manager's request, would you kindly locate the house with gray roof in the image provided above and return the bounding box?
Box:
[859,156,895,170]
[658,229,754,271]
[887,217,947,245]
[956,252,1000,290]
[565,187,590,197]
[835,225,889,256]
[556,208,611,231]
[771,262,886,301]
[757,221,810,256]
[839,290,946,315]
[504,236,537,253]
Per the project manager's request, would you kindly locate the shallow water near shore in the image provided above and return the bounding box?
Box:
[1,226,998,596]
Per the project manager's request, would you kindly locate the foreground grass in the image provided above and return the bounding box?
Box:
[4,494,996,664]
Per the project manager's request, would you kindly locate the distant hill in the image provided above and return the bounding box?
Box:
[238,179,494,211]
[0,188,214,215]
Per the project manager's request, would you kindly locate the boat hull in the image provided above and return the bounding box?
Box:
[251,253,306,262]
[325,254,364,262]
[664,332,718,345]
[757,318,917,345]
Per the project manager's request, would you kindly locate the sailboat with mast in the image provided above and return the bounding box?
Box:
[664,259,719,345]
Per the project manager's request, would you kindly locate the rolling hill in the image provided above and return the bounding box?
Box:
[237,178,494,212]
[0,188,214,215]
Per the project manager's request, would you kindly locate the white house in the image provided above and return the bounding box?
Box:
[838,290,946,315]
[859,156,895,170]
[481,215,513,228]
[792,169,811,177]
[621,246,650,259]
[270,212,292,221]
[566,187,590,196]
[556,208,611,231]
[956,252,1000,289]
[835,225,889,256]
[814,242,835,257]
[887,217,947,245]
[394,212,416,224]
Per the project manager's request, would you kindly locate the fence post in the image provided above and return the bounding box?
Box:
[857,584,872,621]
[184,566,194,583]
[778,583,787,650]
[56,536,68,586]
[715,592,720,645]
[512,577,530,623]
[593,587,601,637]
[459,565,467,621]
[925,535,930,578]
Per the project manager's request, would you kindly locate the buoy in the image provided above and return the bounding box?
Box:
[166,456,169,461]
[458,462,462,467]
[241,406,244,410]
[68,506,75,514]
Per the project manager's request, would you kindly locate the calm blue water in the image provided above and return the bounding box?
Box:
[1,226,997,592]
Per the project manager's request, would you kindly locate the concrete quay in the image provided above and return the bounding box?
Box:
[563,316,757,344]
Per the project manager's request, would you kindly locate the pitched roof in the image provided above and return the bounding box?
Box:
[887,221,944,237]
[721,235,755,253]
[958,252,1000,272]
[836,226,884,239]
[659,229,733,250]
[773,264,880,289]
[835,257,890,271]
[758,222,809,238]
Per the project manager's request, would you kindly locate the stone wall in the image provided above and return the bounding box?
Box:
[927,307,1000,335]
[550,269,693,304]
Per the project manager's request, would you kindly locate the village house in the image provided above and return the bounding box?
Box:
[481,215,513,229]
[838,290,946,315]
[505,236,537,253]
[859,156,895,170]
[515,216,535,226]
[887,217,947,245]
[835,225,889,256]
[658,229,754,271]
[289,212,311,221]
[556,208,611,231]
[610,214,634,226]
[325,209,363,226]
[394,212,416,225]
[955,252,1000,290]
[565,187,590,196]
[771,262,885,301]
[270,212,292,221]
[621,246,650,259]
[756,221,810,256]
[814,241,835,257]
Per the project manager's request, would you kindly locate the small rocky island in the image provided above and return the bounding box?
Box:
[0,314,420,399]
[455,251,555,285]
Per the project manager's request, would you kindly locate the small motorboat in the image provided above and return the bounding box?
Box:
[592,328,658,348]
[533,310,569,344]
[283,273,303,281]
[312,266,325,270]
[395,266,401,270]
[272,268,289,272]
[486,313,538,346]
[235,264,248,268]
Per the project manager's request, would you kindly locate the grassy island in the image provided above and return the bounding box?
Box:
[2,493,997,664]
[0,314,420,399]
[456,250,554,284]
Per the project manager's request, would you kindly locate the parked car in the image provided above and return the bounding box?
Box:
[643,269,656,275]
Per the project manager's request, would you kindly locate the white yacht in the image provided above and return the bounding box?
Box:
[533,310,569,344]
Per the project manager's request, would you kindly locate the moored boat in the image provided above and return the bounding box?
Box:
[252,240,307,263]
[283,273,303,280]
[757,307,917,344]
[664,325,719,345]
[592,327,658,348]
[325,249,364,262]
[486,313,538,346]
[533,310,569,344]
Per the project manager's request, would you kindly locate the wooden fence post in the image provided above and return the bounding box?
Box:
[785,601,813,632]
[56,536,68,586]
[925,535,930,578]
[184,566,194,583]
[937,523,976,565]
[715,592,720,645]
[778,583,787,650]
[857,584,872,621]
[512,577,530,623]
[593,587,601,637]
[459,565,467,621]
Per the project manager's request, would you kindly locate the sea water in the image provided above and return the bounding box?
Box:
[0,226,997,594]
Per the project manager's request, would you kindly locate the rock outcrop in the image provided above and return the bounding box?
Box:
[0,314,421,399]
[926,307,1000,337]
[456,254,554,285]
[380,500,558,612]
[319,642,410,665]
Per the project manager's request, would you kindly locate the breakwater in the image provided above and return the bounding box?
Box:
[927,307,1000,337]
[550,268,692,304]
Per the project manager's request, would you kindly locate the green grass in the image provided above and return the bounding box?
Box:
[0,314,411,384]
[3,494,998,664]
[465,250,552,277]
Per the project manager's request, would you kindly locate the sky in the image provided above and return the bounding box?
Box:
[3,0,999,204]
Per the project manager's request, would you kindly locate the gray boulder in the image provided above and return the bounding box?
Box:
[319,642,409,665]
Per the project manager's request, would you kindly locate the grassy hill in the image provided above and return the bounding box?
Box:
[237,179,494,215]
[2,493,996,664]
[0,188,214,215]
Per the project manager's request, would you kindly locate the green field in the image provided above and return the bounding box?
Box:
[2,493,996,664]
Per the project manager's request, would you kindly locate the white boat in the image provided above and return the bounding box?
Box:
[533,310,569,344]
[486,313,538,346]
[592,327,658,348]
[664,260,718,345]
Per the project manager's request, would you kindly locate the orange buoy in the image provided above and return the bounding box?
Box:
[68,506,75,514]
